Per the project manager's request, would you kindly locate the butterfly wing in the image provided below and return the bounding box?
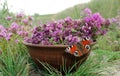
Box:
[83,44,91,54]
[81,37,91,45]
[65,45,77,54]
[65,44,83,57]
[65,37,91,57]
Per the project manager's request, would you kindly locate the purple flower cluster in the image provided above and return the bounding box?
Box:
[2,12,34,41]
[25,8,111,45]
[0,25,12,41]
[80,8,110,40]
[6,16,12,21]
[25,17,81,45]
[16,12,25,18]
[6,12,34,27]
[0,22,28,41]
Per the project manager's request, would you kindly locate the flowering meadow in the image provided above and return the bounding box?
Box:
[0,0,120,76]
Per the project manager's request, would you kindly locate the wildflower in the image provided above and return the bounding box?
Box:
[10,22,19,33]
[84,8,92,15]
[41,40,52,45]
[16,12,24,18]
[0,25,5,31]
[28,16,34,21]
[15,39,20,43]
[6,16,12,21]
[92,13,105,26]
[23,19,28,25]
[65,17,72,24]
[17,31,28,37]
[57,23,63,29]
[5,36,11,41]
[104,19,110,27]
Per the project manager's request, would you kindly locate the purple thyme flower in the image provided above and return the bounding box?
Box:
[17,31,28,37]
[6,16,12,21]
[10,22,19,33]
[84,8,92,15]
[28,16,34,21]
[23,19,29,25]
[57,23,63,29]
[65,17,72,24]
[16,12,24,18]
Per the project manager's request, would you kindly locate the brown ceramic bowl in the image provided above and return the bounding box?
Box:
[23,41,92,71]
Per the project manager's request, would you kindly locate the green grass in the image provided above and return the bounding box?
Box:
[94,24,120,51]
[33,14,55,24]
[33,0,120,23]
[0,0,11,27]
[87,0,120,18]
[55,0,120,19]
[0,36,29,76]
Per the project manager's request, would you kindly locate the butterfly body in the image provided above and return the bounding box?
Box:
[65,37,91,57]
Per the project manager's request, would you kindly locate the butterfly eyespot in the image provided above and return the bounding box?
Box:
[73,51,79,57]
[85,45,90,50]
[65,48,69,52]
[85,37,90,40]
[68,47,70,50]
[65,46,71,52]
[65,48,68,52]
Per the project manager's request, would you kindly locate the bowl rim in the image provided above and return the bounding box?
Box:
[23,41,96,48]
[22,41,69,48]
